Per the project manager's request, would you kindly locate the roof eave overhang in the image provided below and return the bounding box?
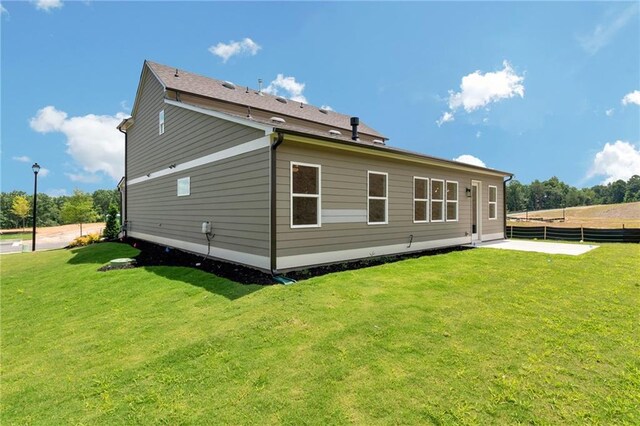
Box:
[277,129,512,178]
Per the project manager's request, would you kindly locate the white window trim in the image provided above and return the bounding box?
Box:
[367,171,388,225]
[159,109,165,135]
[290,161,321,229]
[489,185,498,220]
[446,180,459,222]
[177,176,190,197]
[413,176,429,223]
[430,178,445,223]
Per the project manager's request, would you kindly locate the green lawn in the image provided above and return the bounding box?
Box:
[2,243,639,424]
[0,232,31,241]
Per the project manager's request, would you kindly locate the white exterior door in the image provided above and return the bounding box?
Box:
[471,181,481,242]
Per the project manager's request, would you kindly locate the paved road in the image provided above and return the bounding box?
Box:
[0,238,70,254]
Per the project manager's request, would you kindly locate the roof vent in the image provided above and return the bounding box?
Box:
[222,81,236,90]
[328,129,342,136]
[270,116,286,124]
[373,139,385,145]
[276,96,288,104]
[319,108,329,114]
[174,69,179,78]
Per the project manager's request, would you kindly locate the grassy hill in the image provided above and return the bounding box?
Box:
[2,243,639,424]
[508,201,640,228]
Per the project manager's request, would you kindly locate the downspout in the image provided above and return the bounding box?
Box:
[503,175,513,239]
[118,125,128,236]
[270,132,284,275]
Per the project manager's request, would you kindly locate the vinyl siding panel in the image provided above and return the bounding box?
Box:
[125,68,270,267]
[276,141,504,261]
[127,149,270,257]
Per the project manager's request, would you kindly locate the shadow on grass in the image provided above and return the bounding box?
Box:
[67,242,264,301]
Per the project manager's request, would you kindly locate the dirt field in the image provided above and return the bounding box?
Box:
[0,223,106,240]
[508,202,640,228]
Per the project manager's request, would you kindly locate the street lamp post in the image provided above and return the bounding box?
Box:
[31,163,40,252]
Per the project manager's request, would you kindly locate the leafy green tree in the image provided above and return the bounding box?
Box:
[61,190,98,236]
[624,175,640,202]
[92,189,119,219]
[608,180,626,204]
[506,180,528,212]
[103,204,120,240]
[11,195,30,231]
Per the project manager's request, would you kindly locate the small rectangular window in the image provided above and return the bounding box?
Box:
[489,185,498,220]
[431,179,444,222]
[414,177,429,223]
[177,177,190,196]
[159,109,165,135]
[368,171,388,224]
[446,181,458,222]
[291,162,320,227]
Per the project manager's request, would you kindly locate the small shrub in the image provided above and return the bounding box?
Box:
[68,233,101,248]
[103,204,120,240]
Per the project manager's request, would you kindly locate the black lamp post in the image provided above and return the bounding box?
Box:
[31,163,40,252]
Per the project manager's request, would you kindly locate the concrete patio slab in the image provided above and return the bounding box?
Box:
[475,239,598,256]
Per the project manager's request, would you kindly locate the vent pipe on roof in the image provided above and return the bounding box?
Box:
[258,78,263,94]
[350,117,359,141]
[174,69,179,78]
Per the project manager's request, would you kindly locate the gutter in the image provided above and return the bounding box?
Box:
[270,132,285,275]
[503,175,513,238]
[117,124,129,234]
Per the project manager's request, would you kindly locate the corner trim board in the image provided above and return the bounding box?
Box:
[276,236,471,270]
[128,231,270,270]
[127,136,271,186]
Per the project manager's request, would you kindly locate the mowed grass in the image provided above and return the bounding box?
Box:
[0,233,31,241]
[1,243,639,424]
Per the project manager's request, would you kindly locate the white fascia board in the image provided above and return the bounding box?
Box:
[127,135,270,186]
[128,231,270,271]
[164,99,274,134]
[277,236,471,270]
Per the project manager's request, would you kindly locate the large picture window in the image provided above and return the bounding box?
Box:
[489,185,498,220]
[291,162,321,228]
[446,181,458,222]
[368,171,388,224]
[414,177,429,223]
[431,179,444,222]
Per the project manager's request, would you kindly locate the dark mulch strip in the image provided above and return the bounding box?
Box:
[118,238,472,285]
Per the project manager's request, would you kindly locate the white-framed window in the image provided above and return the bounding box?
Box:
[446,181,458,222]
[414,177,429,223]
[489,185,498,220]
[291,162,321,228]
[430,179,444,222]
[159,109,165,135]
[367,171,388,224]
[177,177,190,196]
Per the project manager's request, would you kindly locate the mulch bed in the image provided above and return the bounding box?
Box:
[115,237,471,285]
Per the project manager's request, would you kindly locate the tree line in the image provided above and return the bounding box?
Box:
[506,175,640,213]
[0,189,120,230]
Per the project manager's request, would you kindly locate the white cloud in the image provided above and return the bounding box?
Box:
[38,167,50,177]
[263,74,307,103]
[30,106,126,182]
[437,61,524,125]
[208,37,261,63]
[320,105,333,111]
[622,90,640,106]
[578,3,639,55]
[605,108,615,116]
[436,111,454,127]
[120,100,131,112]
[34,0,63,12]
[13,155,31,163]
[1,4,9,15]
[589,140,640,184]
[46,188,68,197]
[65,172,101,183]
[453,154,486,168]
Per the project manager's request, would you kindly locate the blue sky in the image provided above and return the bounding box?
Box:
[2,1,639,197]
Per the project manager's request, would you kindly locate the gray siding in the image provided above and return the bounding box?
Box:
[276,142,504,259]
[126,68,270,266]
